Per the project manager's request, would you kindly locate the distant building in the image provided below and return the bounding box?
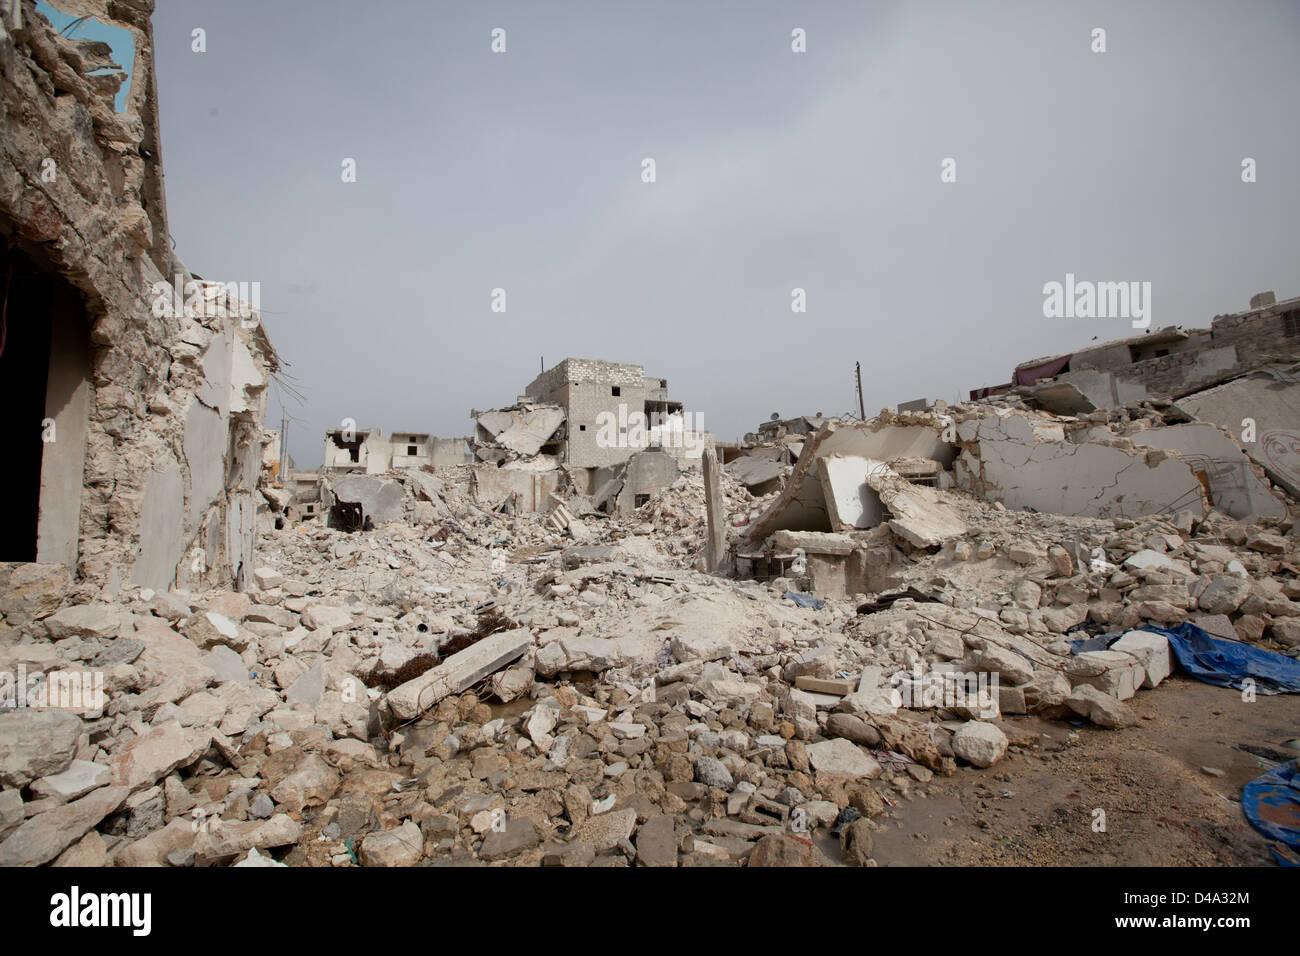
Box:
[473,358,714,494]
[323,428,471,473]
[1010,291,1300,408]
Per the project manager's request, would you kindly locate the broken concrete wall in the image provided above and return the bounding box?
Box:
[321,474,405,529]
[613,449,681,516]
[1127,422,1285,519]
[1,1,278,592]
[324,428,389,473]
[1175,369,1300,498]
[471,465,563,513]
[953,410,1209,520]
[429,437,472,467]
[473,403,565,464]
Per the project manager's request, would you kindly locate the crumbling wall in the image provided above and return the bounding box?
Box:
[953,410,1209,520]
[0,0,278,591]
[1175,370,1300,498]
[612,449,680,516]
[1209,300,1300,372]
[471,464,562,512]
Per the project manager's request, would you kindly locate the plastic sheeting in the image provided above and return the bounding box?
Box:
[783,591,826,611]
[1241,760,1300,865]
[1013,354,1072,387]
[1141,622,1300,694]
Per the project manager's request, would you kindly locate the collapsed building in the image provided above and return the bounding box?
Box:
[0,0,278,594]
[734,293,1300,601]
[470,358,715,515]
[1,1,1297,871]
[323,428,471,474]
[1008,290,1300,410]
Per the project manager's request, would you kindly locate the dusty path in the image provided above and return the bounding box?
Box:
[869,676,1299,866]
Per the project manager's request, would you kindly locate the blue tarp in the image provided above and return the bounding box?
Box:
[1139,622,1300,694]
[783,591,825,611]
[1241,760,1300,865]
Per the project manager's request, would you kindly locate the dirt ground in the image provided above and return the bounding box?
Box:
[867,676,1300,866]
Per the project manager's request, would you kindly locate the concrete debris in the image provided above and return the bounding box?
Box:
[2,391,1300,868]
[1,0,1299,868]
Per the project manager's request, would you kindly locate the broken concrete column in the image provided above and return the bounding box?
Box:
[702,448,726,573]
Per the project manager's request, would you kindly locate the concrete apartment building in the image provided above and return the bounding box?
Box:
[323,428,471,473]
[522,358,682,469]
[523,357,711,477]
[1010,290,1300,409]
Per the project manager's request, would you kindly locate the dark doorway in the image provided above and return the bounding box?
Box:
[0,244,54,561]
[0,242,91,565]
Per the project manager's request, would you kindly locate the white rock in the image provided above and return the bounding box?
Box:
[805,739,882,779]
[951,721,1008,768]
[30,760,112,800]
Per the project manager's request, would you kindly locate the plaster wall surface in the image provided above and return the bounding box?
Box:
[1128,422,1284,519]
[954,413,1208,519]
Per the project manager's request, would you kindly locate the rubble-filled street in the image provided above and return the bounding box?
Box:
[1,0,1298,887]
[4,410,1300,867]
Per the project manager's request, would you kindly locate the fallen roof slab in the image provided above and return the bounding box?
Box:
[863,460,968,549]
[745,416,954,541]
[1175,368,1300,498]
[1128,422,1285,519]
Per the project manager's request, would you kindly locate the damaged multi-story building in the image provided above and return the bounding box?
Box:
[470,358,715,514]
[322,427,471,473]
[1002,290,1299,408]
[0,0,278,594]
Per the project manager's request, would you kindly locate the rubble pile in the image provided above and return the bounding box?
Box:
[3,420,1299,867]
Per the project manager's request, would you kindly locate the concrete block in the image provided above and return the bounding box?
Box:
[388,628,532,720]
[1109,630,1172,688]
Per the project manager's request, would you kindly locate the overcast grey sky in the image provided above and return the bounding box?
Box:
[152,0,1300,466]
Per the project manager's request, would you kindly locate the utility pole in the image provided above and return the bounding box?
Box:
[855,362,866,421]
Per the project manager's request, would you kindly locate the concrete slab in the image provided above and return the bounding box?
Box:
[955,411,1209,519]
[492,405,565,456]
[1129,422,1284,519]
[325,474,405,524]
[1176,370,1300,497]
[388,628,533,720]
[747,418,954,540]
[133,455,185,590]
[863,459,967,548]
[817,456,883,530]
